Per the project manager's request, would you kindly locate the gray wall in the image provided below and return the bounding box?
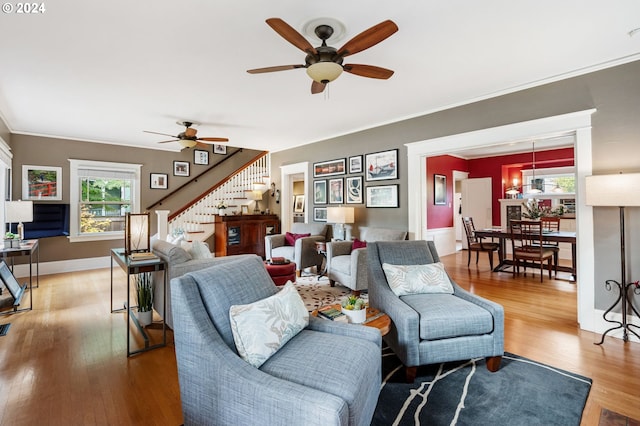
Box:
[9,134,261,262]
[271,59,640,312]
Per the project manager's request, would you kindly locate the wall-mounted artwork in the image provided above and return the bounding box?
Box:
[214,144,227,154]
[349,155,363,174]
[346,176,363,204]
[328,178,344,204]
[173,161,190,177]
[22,165,62,200]
[314,180,327,204]
[150,173,168,189]
[366,184,399,208]
[314,158,346,177]
[314,207,327,222]
[365,149,398,181]
[194,149,209,165]
[434,174,446,205]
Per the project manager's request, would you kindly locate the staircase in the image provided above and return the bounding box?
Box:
[162,152,271,243]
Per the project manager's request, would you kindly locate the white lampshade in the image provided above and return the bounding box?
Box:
[249,190,263,201]
[326,206,354,224]
[5,200,33,223]
[179,140,198,149]
[125,212,150,254]
[306,62,343,83]
[585,173,640,206]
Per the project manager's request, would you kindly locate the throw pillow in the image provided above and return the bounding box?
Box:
[229,281,309,368]
[284,232,311,246]
[382,262,454,296]
[187,240,213,259]
[352,238,367,250]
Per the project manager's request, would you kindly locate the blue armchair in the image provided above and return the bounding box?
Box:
[368,240,504,382]
[171,255,382,425]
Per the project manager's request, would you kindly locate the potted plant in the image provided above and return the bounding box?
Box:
[341,295,367,324]
[217,200,228,216]
[135,272,154,326]
[4,232,19,249]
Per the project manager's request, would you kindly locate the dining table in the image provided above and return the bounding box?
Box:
[473,228,577,280]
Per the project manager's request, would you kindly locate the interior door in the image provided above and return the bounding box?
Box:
[461,177,492,249]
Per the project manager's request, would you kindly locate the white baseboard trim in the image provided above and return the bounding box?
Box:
[12,256,110,279]
[426,227,456,256]
[591,308,640,343]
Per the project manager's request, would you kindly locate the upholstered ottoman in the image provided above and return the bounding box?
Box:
[264,261,296,286]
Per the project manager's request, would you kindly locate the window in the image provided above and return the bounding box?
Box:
[69,159,142,242]
[521,166,575,195]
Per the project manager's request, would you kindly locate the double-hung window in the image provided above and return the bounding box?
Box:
[69,159,142,242]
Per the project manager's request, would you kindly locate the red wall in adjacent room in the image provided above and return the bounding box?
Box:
[426,155,469,229]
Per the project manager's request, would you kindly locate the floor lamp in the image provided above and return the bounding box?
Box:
[585,173,640,344]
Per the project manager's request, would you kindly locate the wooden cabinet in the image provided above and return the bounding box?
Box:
[213,214,280,258]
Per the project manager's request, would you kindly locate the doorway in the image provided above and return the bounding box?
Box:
[279,162,309,232]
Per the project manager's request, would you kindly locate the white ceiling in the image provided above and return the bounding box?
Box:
[1,1,640,155]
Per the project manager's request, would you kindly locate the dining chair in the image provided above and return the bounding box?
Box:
[540,216,561,275]
[462,217,499,270]
[509,220,555,282]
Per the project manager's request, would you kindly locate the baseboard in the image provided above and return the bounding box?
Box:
[12,256,110,279]
[591,308,640,343]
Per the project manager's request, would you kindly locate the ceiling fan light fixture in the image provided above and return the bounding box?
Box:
[306,62,343,83]
[179,140,198,148]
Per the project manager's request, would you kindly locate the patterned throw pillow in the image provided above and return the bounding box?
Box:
[229,281,309,368]
[284,232,311,246]
[382,262,454,296]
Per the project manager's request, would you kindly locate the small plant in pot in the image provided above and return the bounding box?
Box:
[4,232,19,249]
[135,272,154,326]
[341,295,367,324]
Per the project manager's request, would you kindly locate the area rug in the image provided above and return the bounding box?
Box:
[294,275,352,311]
[373,347,592,426]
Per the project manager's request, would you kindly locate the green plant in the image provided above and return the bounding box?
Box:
[521,199,564,220]
[135,272,153,312]
[4,232,16,240]
[341,295,365,311]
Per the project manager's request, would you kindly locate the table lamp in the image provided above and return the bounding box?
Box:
[5,200,34,241]
[125,212,150,255]
[585,172,640,344]
[249,190,263,214]
[327,206,355,240]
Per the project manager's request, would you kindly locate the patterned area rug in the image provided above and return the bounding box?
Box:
[294,275,358,311]
[373,347,592,426]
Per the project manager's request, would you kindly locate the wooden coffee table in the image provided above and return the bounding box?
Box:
[314,304,391,336]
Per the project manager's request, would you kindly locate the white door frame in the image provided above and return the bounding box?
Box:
[280,162,309,231]
[405,109,596,332]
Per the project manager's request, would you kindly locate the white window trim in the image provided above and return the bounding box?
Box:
[68,159,142,243]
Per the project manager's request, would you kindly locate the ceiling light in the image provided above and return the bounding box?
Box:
[306,62,343,83]
[179,140,198,148]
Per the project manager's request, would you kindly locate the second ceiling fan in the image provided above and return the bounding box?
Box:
[247,18,398,94]
[144,121,229,149]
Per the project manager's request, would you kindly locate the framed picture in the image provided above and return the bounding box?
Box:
[241,205,249,214]
[314,207,327,222]
[294,195,305,213]
[213,144,227,154]
[22,165,62,200]
[365,149,398,181]
[349,155,363,174]
[314,180,327,204]
[328,178,344,204]
[194,149,209,165]
[313,158,346,177]
[150,173,168,189]
[346,176,363,204]
[366,184,399,208]
[173,161,190,177]
[434,174,446,205]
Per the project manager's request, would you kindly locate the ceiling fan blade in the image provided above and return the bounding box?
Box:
[266,18,317,55]
[198,137,229,142]
[343,64,394,79]
[157,139,180,144]
[144,130,178,138]
[247,64,305,74]
[311,80,326,94]
[195,142,212,149]
[337,20,398,57]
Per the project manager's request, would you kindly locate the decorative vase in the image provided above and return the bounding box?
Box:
[3,240,11,249]
[341,307,367,324]
[10,239,20,248]
[137,309,153,327]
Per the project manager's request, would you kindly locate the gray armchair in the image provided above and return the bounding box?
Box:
[265,223,330,276]
[368,240,504,382]
[326,227,407,293]
[171,255,382,425]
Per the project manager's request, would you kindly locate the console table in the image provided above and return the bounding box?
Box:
[213,214,280,258]
[110,249,167,357]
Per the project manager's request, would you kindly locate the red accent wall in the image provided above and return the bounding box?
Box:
[426,155,468,229]
[426,148,574,228]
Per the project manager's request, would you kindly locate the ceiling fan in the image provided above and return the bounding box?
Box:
[247,18,398,94]
[144,121,229,149]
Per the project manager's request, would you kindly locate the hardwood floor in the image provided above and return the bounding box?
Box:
[0,251,639,425]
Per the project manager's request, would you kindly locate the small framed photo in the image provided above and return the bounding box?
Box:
[365,149,398,181]
[328,178,344,204]
[349,155,363,174]
[366,184,399,208]
[314,207,327,222]
[345,176,363,204]
[314,180,327,204]
[294,195,305,213]
[241,205,249,215]
[213,144,227,155]
[194,149,209,165]
[22,165,62,200]
[173,161,190,177]
[313,158,346,177]
[150,173,168,189]
[434,174,446,205]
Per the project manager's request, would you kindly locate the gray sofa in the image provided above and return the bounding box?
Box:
[368,240,504,382]
[171,255,382,425]
[264,223,331,276]
[151,239,254,329]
